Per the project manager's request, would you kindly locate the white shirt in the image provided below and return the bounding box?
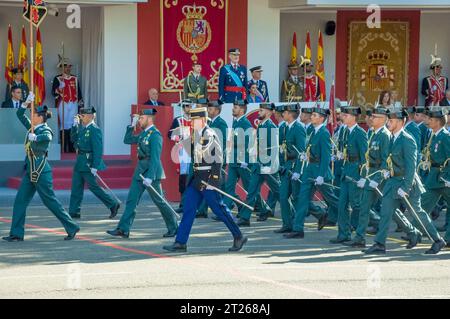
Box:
[278,120,286,128]
[260,118,269,126]
[314,123,326,133]
[433,127,445,137]
[347,123,357,134]
[144,125,154,132]
[287,120,296,129]
[12,99,21,109]
[393,129,404,142]
[84,121,95,128]
[235,115,245,122]
[210,115,219,124]
[374,126,384,135]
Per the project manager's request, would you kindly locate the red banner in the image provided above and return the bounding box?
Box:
[160,0,228,92]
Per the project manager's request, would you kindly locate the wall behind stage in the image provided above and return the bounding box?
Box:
[279,11,337,101]
[0,6,82,106]
[137,0,248,106]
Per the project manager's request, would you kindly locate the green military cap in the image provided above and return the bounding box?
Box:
[288,62,299,69]
[249,66,263,73]
[228,48,241,55]
[405,106,416,114]
[415,106,426,114]
[426,106,448,118]
[285,103,299,112]
[386,108,408,119]
[312,107,330,117]
[234,99,248,107]
[372,107,389,116]
[207,100,223,108]
[302,107,314,114]
[190,107,208,119]
[140,109,157,116]
[342,106,362,116]
[181,99,193,106]
[275,104,286,113]
[365,109,373,117]
[197,98,209,105]
[260,102,275,111]
[35,105,49,114]
[80,106,96,114]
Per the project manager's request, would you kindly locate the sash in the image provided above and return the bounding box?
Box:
[224,65,244,87]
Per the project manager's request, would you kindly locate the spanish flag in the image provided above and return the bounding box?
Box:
[304,31,312,61]
[18,26,30,86]
[34,28,46,105]
[4,25,15,83]
[290,32,297,65]
[316,30,326,101]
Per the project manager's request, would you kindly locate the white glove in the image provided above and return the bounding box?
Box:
[336,151,344,160]
[59,81,66,89]
[299,152,308,161]
[28,133,37,142]
[315,176,324,186]
[240,163,248,169]
[444,181,450,188]
[260,166,271,174]
[73,116,80,126]
[369,180,379,189]
[90,168,98,176]
[206,184,215,190]
[22,92,35,108]
[142,178,153,187]
[357,178,366,189]
[291,172,300,181]
[331,155,337,162]
[397,188,407,198]
[382,170,391,179]
[131,115,139,128]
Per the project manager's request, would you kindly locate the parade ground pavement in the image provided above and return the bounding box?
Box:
[0,190,449,299]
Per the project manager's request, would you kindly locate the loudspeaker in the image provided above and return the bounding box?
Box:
[325,21,336,36]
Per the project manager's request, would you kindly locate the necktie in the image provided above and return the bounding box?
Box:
[15,101,19,108]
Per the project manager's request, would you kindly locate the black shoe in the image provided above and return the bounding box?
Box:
[163,242,187,253]
[424,240,447,255]
[329,237,352,244]
[267,210,275,218]
[342,240,366,248]
[195,212,208,219]
[274,227,292,234]
[283,231,305,239]
[229,236,248,252]
[318,213,328,231]
[163,229,177,238]
[106,228,129,238]
[324,221,336,227]
[256,214,268,222]
[2,235,24,242]
[394,226,403,233]
[431,208,441,221]
[70,213,81,219]
[406,231,422,249]
[364,243,386,255]
[175,208,183,214]
[109,203,120,219]
[366,226,378,235]
[237,218,250,227]
[64,228,80,241]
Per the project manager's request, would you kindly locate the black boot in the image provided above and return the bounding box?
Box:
[109,203,120,219]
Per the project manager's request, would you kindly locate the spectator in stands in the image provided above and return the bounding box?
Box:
[2,86,23,109]
[144,88,165,106]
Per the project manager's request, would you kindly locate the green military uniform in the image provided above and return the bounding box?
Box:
[69,108,119,217]
[183,73,208,103]
[333,107,368,242]
[367,109,446,254]
[278,105,305,231]
[6,107,79,240]
[290,109,338,236]
[281,77,303,102]
[420,108,450,244]
[238,103,280,224]
[114,112,178,236]
[332,124,346,193]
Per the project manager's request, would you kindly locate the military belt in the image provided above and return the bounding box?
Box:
[78,151,92,155]
[194,166,212,171]
[345,156,360,162]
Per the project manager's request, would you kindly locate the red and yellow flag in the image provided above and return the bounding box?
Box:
[304,31,312,61]
[290,32,297,65]
[316,30,326,101]
[4,25,15,83]
[327,80,337,135]
[34,28,46,105]
[18,26,29,86]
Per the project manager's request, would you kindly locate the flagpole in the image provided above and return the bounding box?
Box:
[61,42,66,152]
[29,10,35,133]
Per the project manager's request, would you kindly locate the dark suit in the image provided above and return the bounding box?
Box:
[1,99,22,109]
[144,100,165,106]
[440,98,450,106]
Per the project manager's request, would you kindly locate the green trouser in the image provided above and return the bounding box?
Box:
[267,190,278,212]
[279,172,299,229]
[239,173,280,221]
[421,187,450,242]
[117,178,178,234]
[10,171,79,239]
[293,180,337,232]
[337,179,362,240]
[69,170,118,215]
[375,186,442,245]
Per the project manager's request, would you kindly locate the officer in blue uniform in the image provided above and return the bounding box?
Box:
[163,107,248,253]
[247,66,269,102]
[219,48,248,103]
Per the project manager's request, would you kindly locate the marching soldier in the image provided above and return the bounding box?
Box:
[196,100,228,218]
[276,103,305,233]
[405,107,422,162]
[5,67,29,103]
[68,107,120,219]
[330,106,368,244]
[365,108,446,255]
[107,109,178,238]
[420,107,450,248]
[163,107,248,253]
[421,54,448,107]
[237,103,280,227]
[281,62,303,102]
[183,61,208,103]
[414,106,430,153]
[219,48,247,103]
[286,108,338,238]
[247,66,269,102]
[300,60,320,102]
[2,93,80,242]
[298,107,315,136]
